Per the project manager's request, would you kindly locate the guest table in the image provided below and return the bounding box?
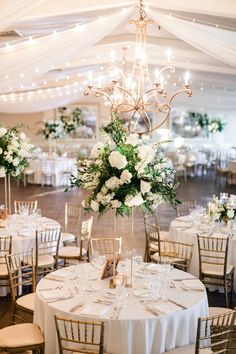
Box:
[0,214,60,296]
[169,217,236,288]
[34,263,208,354]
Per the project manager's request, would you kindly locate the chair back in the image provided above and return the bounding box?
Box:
[196,310,236,353]
[78,216,93,260]
[90,237,122,259]
[5,249,35,302]
[144,222,161,261]
[36,227,61,272]
[0,235,12,268]
[143,209,158,228]
[160,240,193,269]
[176,200,196,217]
[14,200,38,215]
[64,203,81,233]
[55,316,105,354]
[197,235,229,279]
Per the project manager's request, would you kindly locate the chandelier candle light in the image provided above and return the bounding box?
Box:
[84,0,192,135]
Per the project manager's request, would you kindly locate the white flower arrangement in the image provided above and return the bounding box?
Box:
[41,119,65,140]
[69,116,179,216]
[0,125,33,177]
[209,195,236,223]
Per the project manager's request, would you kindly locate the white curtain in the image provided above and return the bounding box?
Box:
[149,10,236,68]
[0,7,133,93]
[0,0,44,31]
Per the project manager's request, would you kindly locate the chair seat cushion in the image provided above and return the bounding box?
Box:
[61,232,76,243]
[209,307,234,317]
[16,292,35,312]
[58,246,87,258]
[164,344,212,353]
[0,323,44,348]
[38,254,55,268]
[151,252,184,264]
[202,263,234,276]
[0,264,8,278]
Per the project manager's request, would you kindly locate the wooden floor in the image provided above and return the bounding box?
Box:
[0,171,236,329]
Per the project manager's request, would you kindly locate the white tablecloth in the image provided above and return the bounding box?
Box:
[34,264,208,354]
[0,214,60,296]
[28,157,77,186]
[169,218,236,289]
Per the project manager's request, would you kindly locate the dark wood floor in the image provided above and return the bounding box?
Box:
[0,172,236,329]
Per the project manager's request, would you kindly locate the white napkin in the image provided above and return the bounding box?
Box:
[182,280,204,291]
[133,289,153,298]
[80,304,109,317]
[148,301,181,315]
[45,269,69,282]
[40,289,70,302]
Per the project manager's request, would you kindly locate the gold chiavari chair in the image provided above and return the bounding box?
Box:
[145,223,193,271]
[61,203,81,245]
[164,310,236,353]
[176,200,196,217]
[57,216,93,265]
[36,227,61,279]
[14,200,38,215]
[197,235,234,308]
[0,323,44,353]
[90,237,122,260]
[0,235,12,290]
[55,316,105,354]
[5,249,36,324]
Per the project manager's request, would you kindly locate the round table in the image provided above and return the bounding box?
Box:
[169,217,236,289]
[0,214,60,296]
[34,263,208,354]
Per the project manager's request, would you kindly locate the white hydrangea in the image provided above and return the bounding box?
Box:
[0,127,7,137]
[13,158,20,167]
[0,166,6,178]
[105,176,121,190]
[227,209,234,219]
[111,200,122,208]
[126,134,140,146]
[120,170,132,184]
[100,193,114,205]
[90,200,99,211]
[91,142,105,158]
[109,151,127,169]
[141,180,151,194]
[125,192,144,207]
[138,145,155,164]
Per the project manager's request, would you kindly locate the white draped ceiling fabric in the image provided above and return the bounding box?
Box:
[0,0,235,113]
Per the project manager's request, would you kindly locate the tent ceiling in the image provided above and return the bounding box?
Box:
[0,0,235,113]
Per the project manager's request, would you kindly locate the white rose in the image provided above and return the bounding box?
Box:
[0,148,2,154]
[81,200,87,208]
[210,203,219,214]
[111,200,122,208]
[101,186,108,195]
[227,209,234,219]
[125,192,144,207]
[0,127,7,137]
[141,180,151,194]
[109,151,127,169]
[90,200,99,212]
[19,132,26,140]
[120,170,132,184]
[126,134,140,146]
[0,166,6,178]
[212,212,220,221]
[105,176,121,190]
[13,158,20,166]
[138,145,155,164]
[96,193,104,203]
[91,142,104,158]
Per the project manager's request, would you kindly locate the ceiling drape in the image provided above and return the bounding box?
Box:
[0,7,133,93]
[149,10,236,68]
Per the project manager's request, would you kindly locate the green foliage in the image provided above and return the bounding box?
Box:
[189,112,226,133]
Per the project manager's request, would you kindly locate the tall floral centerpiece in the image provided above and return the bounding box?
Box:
[70,116,179,216]
[41,119,64,154]
[0,125,33,214]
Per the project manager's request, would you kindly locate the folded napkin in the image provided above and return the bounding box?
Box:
[133,289,153,298]
[45,269,69,282]
[40,289,70,302]
[148,301,182,315]
[182,280,204,291]
[80,304,109,317]
[103,289,116,298]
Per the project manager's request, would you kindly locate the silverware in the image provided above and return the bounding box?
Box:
[45,295,73,303]
[69,303,83,313]
[93,300,113,305]
[114,304,122,319]
[172,278,196,282]
[38,285,63,292]
[146,307,159,316]
[167,298,187,310]
[110,304,118,319]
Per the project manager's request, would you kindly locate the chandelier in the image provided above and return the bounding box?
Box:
[84,0,192,135]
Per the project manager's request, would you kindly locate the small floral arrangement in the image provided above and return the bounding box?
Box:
[41,119,64,140]
[60,107,83,135]
[189,112,226,134]
[69,116,179,216]
[0,125,33,178]
[209,196,236,223]
[208,119,226,133]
